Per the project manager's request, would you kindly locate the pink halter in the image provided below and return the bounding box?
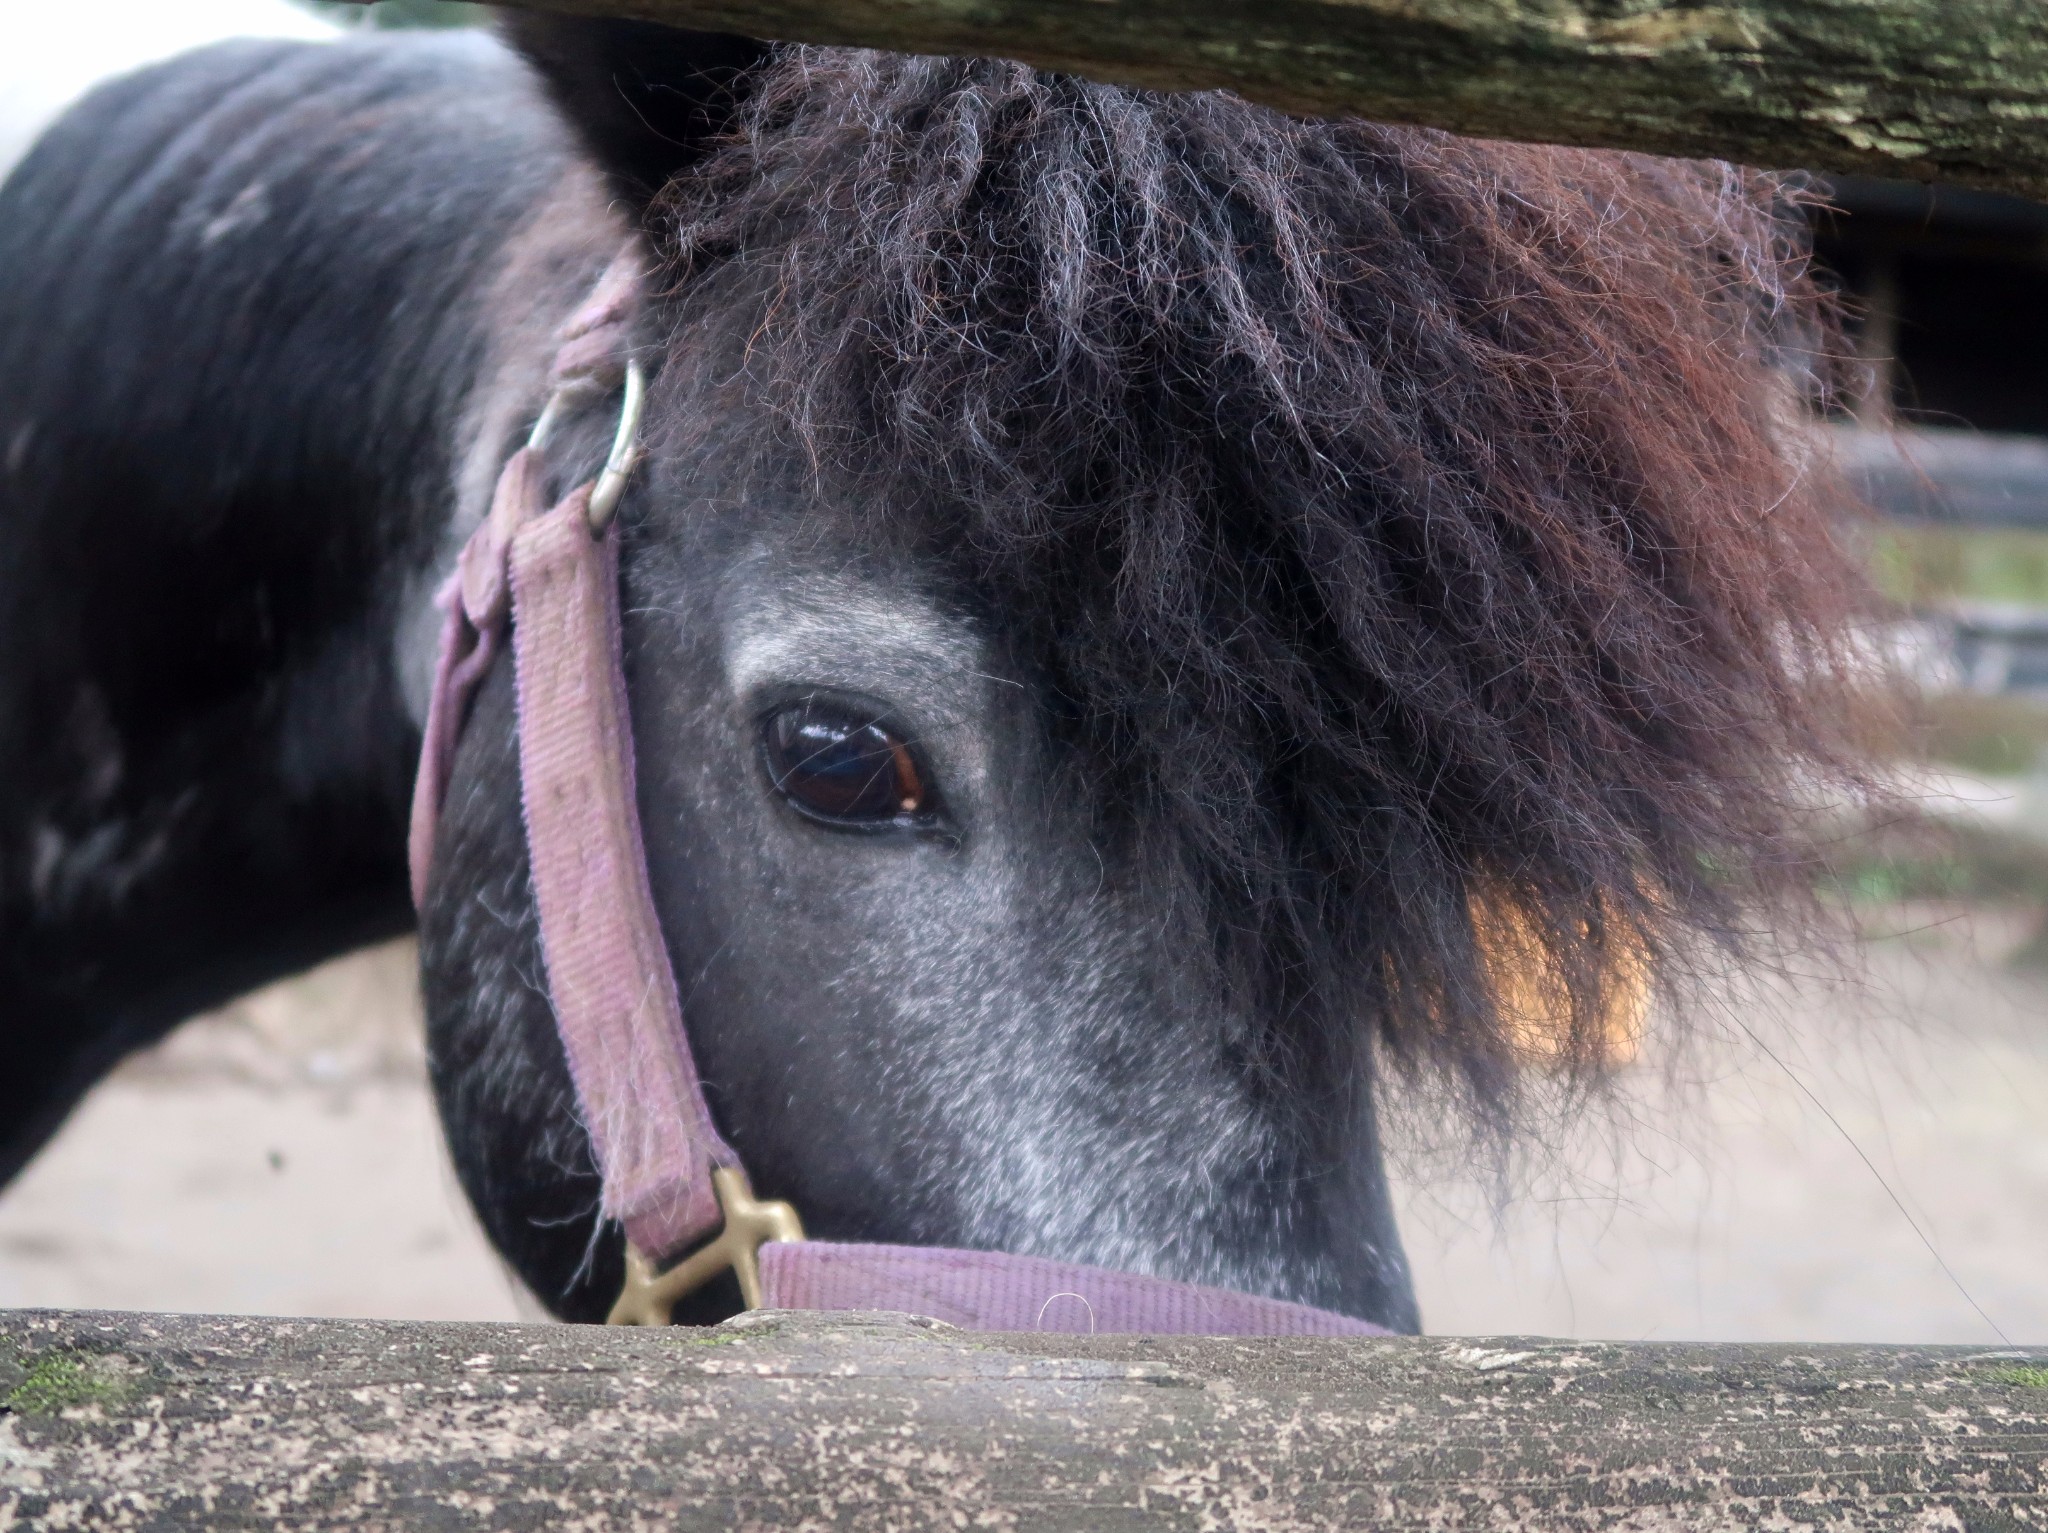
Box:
[409,246,1388,1337]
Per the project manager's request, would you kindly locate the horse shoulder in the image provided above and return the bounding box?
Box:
[0,29,606,1184]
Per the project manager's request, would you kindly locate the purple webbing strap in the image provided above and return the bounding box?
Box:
[760,1243,1390,1336]
[407,444,540,910]
[508,490,737,1257]
[409,448,736,1260]
[409,249,732,1259]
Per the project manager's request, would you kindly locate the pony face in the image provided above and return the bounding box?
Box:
[416,39,1874,1330]
[423,354,1418,1326]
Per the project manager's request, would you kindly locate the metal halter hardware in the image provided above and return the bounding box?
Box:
[609,1169,807,1325]
[528,357,648,534]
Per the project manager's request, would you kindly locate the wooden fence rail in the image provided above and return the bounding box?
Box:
[451,0,2048,201]
[2,1307,2043,1527]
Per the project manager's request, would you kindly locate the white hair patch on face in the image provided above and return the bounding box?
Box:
[724,567,985,701]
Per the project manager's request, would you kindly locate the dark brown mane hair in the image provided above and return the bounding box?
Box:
[651,49,1879,1128]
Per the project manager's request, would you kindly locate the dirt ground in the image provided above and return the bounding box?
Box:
[1396,908,2048,1343]
[1,919,2041,1342]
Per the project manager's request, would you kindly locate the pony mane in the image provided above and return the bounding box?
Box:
[649,49,1881,1128]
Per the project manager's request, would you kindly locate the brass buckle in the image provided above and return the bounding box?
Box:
[605,1167,806,1326]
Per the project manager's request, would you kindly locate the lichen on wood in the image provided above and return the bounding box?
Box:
[3,1307,2044,1527]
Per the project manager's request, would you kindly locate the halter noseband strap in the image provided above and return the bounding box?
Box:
[410,247,1388,1338]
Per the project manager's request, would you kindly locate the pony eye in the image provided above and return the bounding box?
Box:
[761,701,931,828]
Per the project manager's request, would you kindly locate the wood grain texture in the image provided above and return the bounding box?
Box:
[460,0,2048,200]
[3,1308,2044,1527]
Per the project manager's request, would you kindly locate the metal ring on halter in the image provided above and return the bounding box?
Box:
[525,389,571,454]
[586,359,646,532]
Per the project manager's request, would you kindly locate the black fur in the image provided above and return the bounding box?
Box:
[498,15,767,215]
[0,33,572,1182]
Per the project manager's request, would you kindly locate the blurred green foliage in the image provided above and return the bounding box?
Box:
[1869,525,2048,608]
[1916,692,2048,776]
[297,0,486,28]
[1865,526,2048,778]
[1820,813,2048,907]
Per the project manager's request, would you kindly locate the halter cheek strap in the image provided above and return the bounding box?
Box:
[410,249,741,1262]
[410,247,1388,1339]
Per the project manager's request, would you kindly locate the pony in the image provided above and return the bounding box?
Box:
[0,15,1872,1329]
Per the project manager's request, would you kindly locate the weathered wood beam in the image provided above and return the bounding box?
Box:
[4,1308,2044,1526]
[465,0,2048,202]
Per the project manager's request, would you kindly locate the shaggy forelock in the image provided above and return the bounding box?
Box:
[649,48,1877,1125]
